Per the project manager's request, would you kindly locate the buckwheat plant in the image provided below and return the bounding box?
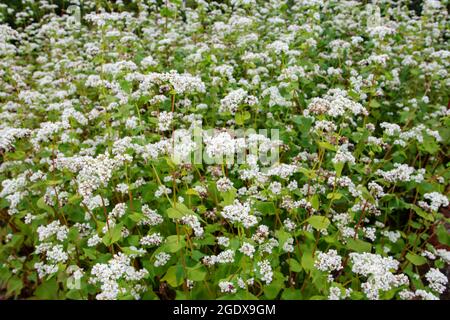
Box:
[0,0,449,300]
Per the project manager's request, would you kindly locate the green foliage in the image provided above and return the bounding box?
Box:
[0,0,448,302]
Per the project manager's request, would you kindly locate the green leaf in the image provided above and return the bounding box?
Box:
[411,204,434,222]
[160,6,174,18]
[166,207,183,219]
[122,246,145,256]
[436,224,450,246]
[292,116,313,134]
[65,289,83,300]
[370,100,380,109]
[35,278,58,299]
[254,201,276,215]
[359,186,375,204]
[166,203,195,219]
[301,251,314,271]
[281,288,302,300]
[333,162,344,178]
[234,291,258,300]
[6,276,23,297]
[309,295,326,300]
[7,150,26,160]
[317,141,336,151]
[187,265,207,281]
[275,229,291,247]
[307,215,330,230]
[299,167,316,179]
[406,252,427,266]
[263,277,284,299]
[310,195,320,210]
[129,211,145,223]
[346,238,372,253]
[162,265,185,287]
[347,90,360,100]
[311,269,328,291]
[186,188,199,196]
[82,247,98,259]
[419,134,439,155]
[102,223,123,246]
[68,194,82,204]
[46,180,63,186]
[163,235,186,253]
[288,258,302,272]
[220,188,236,206]
[235,112,245,125]
[37,197,53,213]
[165,157,177,170]
[327,192,342,200]
[141,290,159,300]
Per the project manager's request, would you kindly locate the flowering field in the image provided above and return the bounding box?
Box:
[0,0,449,301]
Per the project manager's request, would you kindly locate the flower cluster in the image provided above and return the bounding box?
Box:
[0,0,448,301]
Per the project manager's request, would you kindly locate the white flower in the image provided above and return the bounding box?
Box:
[90,253,148,300]
[217,250,235,263]
[349,253,409,300]
[139,205,164,226]
[261,86,292,107]
[257,259,273,284]
[158,111,173,131]
[376,164,424,183]
[328,286,352,300]
[219,281,236,294]
[380,122,401,136]
[141,70,205,95]
[0,127,31,152]
[155,185,172,198]
[315,249,343,273]
[239,242,256,258]
[381,230,401,243]
[202,249,235,266]
[332,144,355,165]
[46,244,69,263]
[221,200,257,229]
[216,177,233,192]
[305,90,367,118]
[180,214,204,237]
[282,238,294,253]
[140,233,164,246]
[217,236,230,247]
[115,183,129,195]
[425,268,448,294]
[436,249,450,263]
[414,289,439,300]
[88,234,102,247]
[423,192,449,211]
[267,40,289,54]
[220,89,248,114]
[141,55,157,68]
[37,221,68,242]
[400,289,439,300]
[269,181,282,195]
[204,131,236,159]
[154,252,171,267]
[283,218,296,232]
[110,202,127,218]
[363,227,376,242]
